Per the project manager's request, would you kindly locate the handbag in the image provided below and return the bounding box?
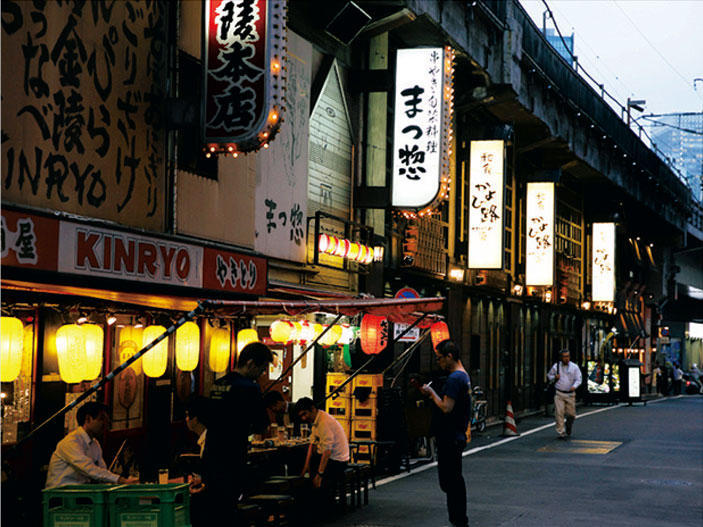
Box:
[544,362,559,398]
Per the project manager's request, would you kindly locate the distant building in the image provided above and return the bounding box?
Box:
[544,28,575,68]
[649,113,703,202]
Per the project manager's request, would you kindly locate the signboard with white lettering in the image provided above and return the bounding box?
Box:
[58,222,203,287]
[468,140,504,269]
[592,222,615,302]
[525,182,555,286]
[391,48,444,208]
[203,0,287,154]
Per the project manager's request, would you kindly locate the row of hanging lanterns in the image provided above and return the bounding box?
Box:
[49,322,261,382]
[269,320,356,347]
[2,314,452,384]
[318,234,375,265]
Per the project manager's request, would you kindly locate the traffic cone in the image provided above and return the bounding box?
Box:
[502,400,519,436]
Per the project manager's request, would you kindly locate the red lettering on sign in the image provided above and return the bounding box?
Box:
[159,246,176,278]
[114,238,135,274]
[103,236,112,271]
[175,249,190,280]
[77,231,100,269]
[138,242,158,276]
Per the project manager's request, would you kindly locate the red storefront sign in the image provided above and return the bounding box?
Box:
[202,0,287,154]
[1,210,266,296]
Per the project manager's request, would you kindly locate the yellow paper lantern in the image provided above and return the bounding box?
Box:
[176,321,200,371]
[56,324,86,384]
[119,326,143,375]
[209,328,230,373]
[320,324,343,346]
[82,324,104,381]
[291,322,303,342]
[270,320,294,343]
[237,328,259,353]
[312,323,324,340]
[1,317,24,382]
[142,325,169,378]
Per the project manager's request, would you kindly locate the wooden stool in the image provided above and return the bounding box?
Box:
[247,494,295,526]
[347,463,371,506]
[336,468,360,511]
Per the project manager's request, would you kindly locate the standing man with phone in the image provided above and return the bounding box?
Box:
[547,349,582,440]
[420,340,472,527]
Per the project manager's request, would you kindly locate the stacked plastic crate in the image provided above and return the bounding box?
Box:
[325,372,351,439]
[350,374,383,464]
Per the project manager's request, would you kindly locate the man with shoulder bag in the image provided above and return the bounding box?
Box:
[547,349,582,440]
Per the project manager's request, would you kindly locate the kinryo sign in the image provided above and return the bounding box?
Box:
[203,0,287,155]
[391,48,454,213]
[525,182,555,285]
[468,140,504,269]
[592,222,616,302]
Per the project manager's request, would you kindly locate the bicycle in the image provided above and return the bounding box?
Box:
[471,385,487,433]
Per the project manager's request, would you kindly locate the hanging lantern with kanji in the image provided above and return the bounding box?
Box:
[56,324,86,384]
[119,326,144,375]
[176,321,200,371]
[270,320,294,343]
[209,327,230,373]
[1,317,24,383]
[142,325,169,378]
[430,321,450,351]
[237,329,259,353]
[360,315,388,355]
[82,324,104,381]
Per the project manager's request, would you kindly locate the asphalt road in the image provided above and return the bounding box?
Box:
[325,396,703,527]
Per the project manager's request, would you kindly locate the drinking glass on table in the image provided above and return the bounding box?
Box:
[277,426,287,442]
[301,424,310,439]
[286,424,294,439]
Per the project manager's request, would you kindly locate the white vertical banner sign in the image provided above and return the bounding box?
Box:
[255,32,312,262]
[525,182,555,285]
[468,140,504,269]
[392,48,443,208]
[592,222,616,302]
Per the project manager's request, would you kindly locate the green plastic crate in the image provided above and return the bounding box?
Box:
[42,483,121,527]
[107,484,190,527]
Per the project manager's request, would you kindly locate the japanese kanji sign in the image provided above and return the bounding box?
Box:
[1,1,167,230]
[468,140,504,269]
[525,182,555,286]
[391,48,445,208]
[203,0,287,153]
[592,222,616,302]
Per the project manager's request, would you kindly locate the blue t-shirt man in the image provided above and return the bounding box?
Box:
[439,369,472,443]
[421,340,472,527]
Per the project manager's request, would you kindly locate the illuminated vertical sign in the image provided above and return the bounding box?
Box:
[468,140,504,269]
[392,48,444,209]
[592,222,615,302]
[203,0,287,154]
[525,182,555,285]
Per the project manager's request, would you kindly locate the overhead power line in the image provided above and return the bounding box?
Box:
[611,0,703,100]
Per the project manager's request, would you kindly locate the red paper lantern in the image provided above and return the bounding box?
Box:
[430,321,450,351]
[360,315,388,355]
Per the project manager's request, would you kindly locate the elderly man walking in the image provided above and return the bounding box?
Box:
[547,349,582,439]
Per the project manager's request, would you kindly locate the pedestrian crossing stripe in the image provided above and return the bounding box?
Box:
[538,440,622,454]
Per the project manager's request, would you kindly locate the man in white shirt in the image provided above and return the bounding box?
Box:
[547,350,582,440]
[296,397,349,491]
[45,402,137,488]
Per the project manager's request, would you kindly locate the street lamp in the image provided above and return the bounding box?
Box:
[627,98,646,126]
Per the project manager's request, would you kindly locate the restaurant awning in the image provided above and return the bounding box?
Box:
[201,297,445,327]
